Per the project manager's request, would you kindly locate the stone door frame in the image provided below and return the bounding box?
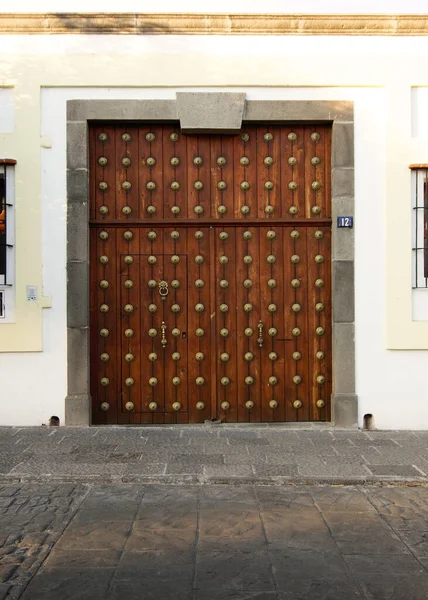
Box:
[66,94,356,427]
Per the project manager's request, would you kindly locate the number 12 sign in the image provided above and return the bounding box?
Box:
[337,216,353,228]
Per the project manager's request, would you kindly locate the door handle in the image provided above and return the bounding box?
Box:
[257,321,264,347]
[161,321,167,348]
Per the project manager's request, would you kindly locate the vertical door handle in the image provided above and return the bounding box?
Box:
[161,321,167,348]
[257,321,264,347]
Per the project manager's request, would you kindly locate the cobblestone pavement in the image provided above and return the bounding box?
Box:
[0,483,88,599]
[2,426,428,484]
[2,483,428,599]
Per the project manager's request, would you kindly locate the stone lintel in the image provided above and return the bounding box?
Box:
[67,99,178,122]
[244,100,353,123]
[177,93,246,134]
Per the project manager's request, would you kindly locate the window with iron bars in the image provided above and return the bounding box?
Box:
[0,161,15,321]
[411,165,428,289]
[0,160,15,285]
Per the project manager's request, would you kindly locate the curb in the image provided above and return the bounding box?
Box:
[1,473,428,486]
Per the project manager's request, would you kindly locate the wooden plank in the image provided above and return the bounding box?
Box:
[235,226,251,423]
[118,226,141,424]
[256,126,268,220]
[216,226,238,421]
[196,227,211,422]
[268,126,281,218]
[321,226,332,421]
[307,226,332,421]
[100,226,119,425]
[187,227,210,422]
[304,126,317,219]
[220,135,234,220]
[293,125,306,219]
[279,127,293,219]
[141,228,165,419]
[233,133,245,219]
[261,226,286,423]
[138,126,163,219]
[132,242,158,425]
[323,126,332,219]
[306,227,319,422]
[172,227,189,417]
[186,227,200,422]
[161,229,179,418]
[153,229,166,419]
[162,227,175,419]
[196,136,211,218]
[293,227,310,421]
[161,127,175,220]
[94,125,116,222]
[144,230,164,426]
[175,227,190,418]
[312,126,325,220]
[186,135,199,219]
[244,126,258,220]
[209,227,218,419]
[90,228,103,423]
[115,125,139,221]
[162,126,187,220]
[210,136,223,220]
[172,127,187,219]
[283,226,298,422]
[138,229,153,421]
[246,226,261,423]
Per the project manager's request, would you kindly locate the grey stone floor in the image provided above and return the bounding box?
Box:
[2,483,428,599]
[1,426,428,484]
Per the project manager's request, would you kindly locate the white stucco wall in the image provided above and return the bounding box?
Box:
[1,29,428,428]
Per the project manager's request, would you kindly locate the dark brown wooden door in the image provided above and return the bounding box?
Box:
[89,124,332,424]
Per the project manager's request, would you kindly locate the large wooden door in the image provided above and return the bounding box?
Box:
[89,124,332,424]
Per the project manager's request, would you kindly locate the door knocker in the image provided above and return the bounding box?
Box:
[158,280,169,300]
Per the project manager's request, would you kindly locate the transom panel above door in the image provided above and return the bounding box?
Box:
[89,124,331,222]
[89,124,332,425]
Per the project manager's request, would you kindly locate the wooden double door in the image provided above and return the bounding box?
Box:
[89,124,332,424]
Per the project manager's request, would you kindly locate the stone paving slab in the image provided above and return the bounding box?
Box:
[2,426,428,484]
[0,483,428,599]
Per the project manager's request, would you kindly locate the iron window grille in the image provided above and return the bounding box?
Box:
[411,165,428,289]
[0,161,15,287]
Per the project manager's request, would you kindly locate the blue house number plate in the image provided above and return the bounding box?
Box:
[337,216,353,228]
